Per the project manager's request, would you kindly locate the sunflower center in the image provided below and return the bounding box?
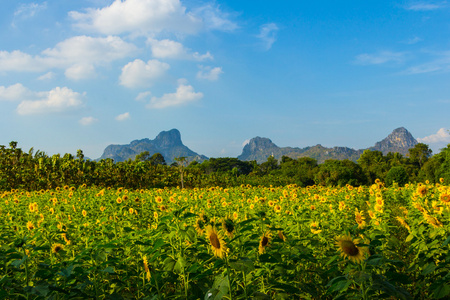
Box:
[210,232,221,249]
[341,240,359,256]
[261,236,269,247]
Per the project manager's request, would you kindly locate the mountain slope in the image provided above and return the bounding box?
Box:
[238,127,417,163]
[98,129,207,164]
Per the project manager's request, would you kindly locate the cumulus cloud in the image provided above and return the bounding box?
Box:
[147,38,213,61]
[257,23,279,50]
[115,112,130,121]
[418,128,450,144]
[0,36,137,75]
[79,116,98,125]
[147,82,203,109]
[196,66,223,81]
[69,0,202,35]
[0,83,33,101]
[65,64,97,80]
[405,2,446,11]
[355,51,406,65]
[120,59,170,88]
[17,87,84,115]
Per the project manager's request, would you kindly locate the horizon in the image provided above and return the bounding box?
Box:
[4,126,446,160]
[1,1,450,159]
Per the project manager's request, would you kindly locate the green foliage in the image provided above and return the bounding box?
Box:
[1,142,450,190]
[385,166,409,186]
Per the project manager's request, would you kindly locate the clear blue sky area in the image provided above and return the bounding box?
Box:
[1,0,449,159]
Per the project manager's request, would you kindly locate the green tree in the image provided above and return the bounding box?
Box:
[408,143,432,168]
[385,166,409,186]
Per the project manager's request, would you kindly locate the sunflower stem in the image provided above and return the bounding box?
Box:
[224,253,233,300]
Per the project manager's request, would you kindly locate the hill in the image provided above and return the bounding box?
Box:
[238,127,417,163]
[98,129,207,164]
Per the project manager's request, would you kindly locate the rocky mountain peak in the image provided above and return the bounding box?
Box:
[371,127,417,155]
[154,129,182,148]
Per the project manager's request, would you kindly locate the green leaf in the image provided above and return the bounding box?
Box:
[442,235,450,247]
[173,257,186,274]
[205,274,230,300]
[58,264,75,278]
[163,257,176,272]
[422,263,437,276]
[432,283,450,299]
[229,257,254,273]
[10,255,27,268]
[102,266,115,274]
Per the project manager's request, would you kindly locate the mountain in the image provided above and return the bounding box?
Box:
[369,127,417,155]
[98,129,207,164]
[238,127,417,163]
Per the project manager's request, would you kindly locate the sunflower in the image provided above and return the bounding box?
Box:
[417,185,428,197]
[195,214,209,235]
[395,216,410,232]
[423,212,443,228]
[222,217,235,238]
[310,221,322,234]
[143,255,151,281]
[335,234,368,263]
[277,230,286,242]
[274,205,282,213]
[355,210,366,228]
[205,225,227,258]
[259,231,271,254]
[51,243,64,254]
[440,193,450,205]
[26,221,35,231]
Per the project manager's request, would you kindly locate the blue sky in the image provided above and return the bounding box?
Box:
[1,0,450,159]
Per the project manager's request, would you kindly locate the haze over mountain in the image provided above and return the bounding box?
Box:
[99,127,418,164]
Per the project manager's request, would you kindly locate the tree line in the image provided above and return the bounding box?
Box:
[1,141,449,190]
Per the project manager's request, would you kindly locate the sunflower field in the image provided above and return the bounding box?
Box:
[1,181,449,299]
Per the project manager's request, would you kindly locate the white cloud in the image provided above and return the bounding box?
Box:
[257,23,279,50]
[402,51,450,74]
[405,2,446,11]
[0,36,137,73]
[120,59,170,88]
[193,4,238,32]
[147,83,203,108]
[0,50,47,72]
[196,66,223,81]
[65,63,97,80]
[147,38,213,61]
[70,0,202,35]
[242,139,250,147]
[38,72,55,80]
[115,112,130,121]
[136,91,151,101]
[418,128,450,143]
[355,51,406,65]
[12,2,47,27]
[17,87,84,115]
[79,116,98,125]
[0,83,33,101]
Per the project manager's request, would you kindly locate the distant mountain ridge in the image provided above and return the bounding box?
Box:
[98,127,418,164]
[238,127,418,163]
[98,129,207,164]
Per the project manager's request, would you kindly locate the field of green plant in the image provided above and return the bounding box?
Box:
[1,181,449,299]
